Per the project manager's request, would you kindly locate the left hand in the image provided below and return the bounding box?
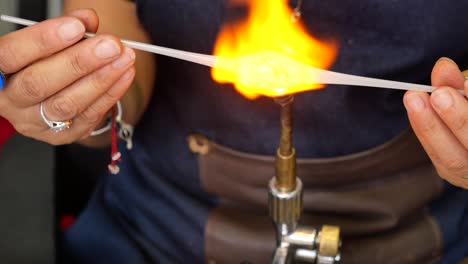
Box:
[404,57,468,189]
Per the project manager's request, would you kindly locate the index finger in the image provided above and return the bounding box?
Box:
[0,16,86,74]
[431,57,465,89]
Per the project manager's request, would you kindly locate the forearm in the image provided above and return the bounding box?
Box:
[63,0,155,147]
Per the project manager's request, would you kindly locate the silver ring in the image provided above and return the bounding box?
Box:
[40,102,72,132]
[90,101,122,136]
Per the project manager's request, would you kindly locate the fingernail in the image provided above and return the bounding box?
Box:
[437,57,456,65]
[112,48,136,69]
[94,39,120,59]
[432,89,453,110]
[58,20,85,41]
[406,93,425,112]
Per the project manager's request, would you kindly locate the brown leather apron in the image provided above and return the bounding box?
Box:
[188,128,445,264]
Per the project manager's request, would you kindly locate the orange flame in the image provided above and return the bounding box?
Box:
[212,0,338,99]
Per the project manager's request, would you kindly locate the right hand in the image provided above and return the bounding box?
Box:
[0,9,136,145]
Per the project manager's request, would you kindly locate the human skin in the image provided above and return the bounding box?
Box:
[405,58,468,189]
[0,2,154,147]
[63,1,155,147]
[0,1,465,189]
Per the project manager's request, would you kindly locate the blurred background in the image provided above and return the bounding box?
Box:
[0,1,108,263]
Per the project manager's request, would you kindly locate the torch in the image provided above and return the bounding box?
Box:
[211,1,343,263]
[266,94,341,264]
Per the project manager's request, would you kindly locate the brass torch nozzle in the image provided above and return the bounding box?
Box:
[274,95,296,193]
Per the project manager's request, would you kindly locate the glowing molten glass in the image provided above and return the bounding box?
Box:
[212,0,338,99]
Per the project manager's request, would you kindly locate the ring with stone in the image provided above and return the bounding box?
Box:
[40,102,72,132]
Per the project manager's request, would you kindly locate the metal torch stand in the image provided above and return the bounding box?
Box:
[269,96,342,264]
